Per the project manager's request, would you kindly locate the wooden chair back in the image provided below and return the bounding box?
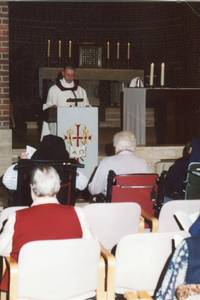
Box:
[5,239,105,300]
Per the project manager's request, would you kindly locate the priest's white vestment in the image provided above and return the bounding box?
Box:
[41,79,90,140]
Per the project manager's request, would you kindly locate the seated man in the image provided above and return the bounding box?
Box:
[163,142,191,202]
[88,130,149,196]
[0,165,95,292]
[163,136,200,203]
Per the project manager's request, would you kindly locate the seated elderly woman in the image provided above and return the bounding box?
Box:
[0,165,95,292]
[88,130,149,196]
[156,235,200,300]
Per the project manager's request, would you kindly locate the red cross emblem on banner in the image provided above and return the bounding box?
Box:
[64,124,92,163]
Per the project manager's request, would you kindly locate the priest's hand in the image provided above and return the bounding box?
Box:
[52,105,57,108]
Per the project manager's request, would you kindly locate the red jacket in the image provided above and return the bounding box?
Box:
[1,203,83,291]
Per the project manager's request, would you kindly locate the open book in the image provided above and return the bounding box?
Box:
[174,210,200,232]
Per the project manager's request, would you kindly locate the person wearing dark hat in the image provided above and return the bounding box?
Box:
[2,134,88,192]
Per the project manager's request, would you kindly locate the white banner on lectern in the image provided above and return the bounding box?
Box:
[57,107,98,180]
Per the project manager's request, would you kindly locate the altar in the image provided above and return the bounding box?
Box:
[123,88,200,145]
[39,67,144,106]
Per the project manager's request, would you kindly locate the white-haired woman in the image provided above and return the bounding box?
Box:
[88,131,149,196]
[0,165,95,292]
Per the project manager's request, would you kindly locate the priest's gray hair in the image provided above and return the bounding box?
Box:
[63,64,75,71]
[30,166,60,197]
[113,131,137,152]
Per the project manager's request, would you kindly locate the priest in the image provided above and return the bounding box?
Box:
[41,64,91,139]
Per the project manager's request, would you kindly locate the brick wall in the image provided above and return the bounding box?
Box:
[7,2,200,122]
[0,2,9,129]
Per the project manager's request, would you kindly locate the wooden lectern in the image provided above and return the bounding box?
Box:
[42,107,57,123]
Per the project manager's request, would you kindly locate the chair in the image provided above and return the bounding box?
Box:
[106,231,190,300]
[184,162,200,200]
[158,199,200,232]
[13,159,80,206]
[107,173,159,231]
[4,239,105,300]
[83,202,144,252]
[0,206,28,229]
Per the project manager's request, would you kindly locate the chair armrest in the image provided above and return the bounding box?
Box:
[124,291,154,299]
[100,243,115,300]
[137,290,154,299]
[5,256,18,300]
[97,256,106,300]
[141,210,159,232]
[124,291,139,299]
[139,217,145,233]
[2,257,7,278]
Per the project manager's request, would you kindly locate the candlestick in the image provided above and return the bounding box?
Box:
[127,60,130,70]
[127,43,130,60]
[107,42,110,59]
[59,40,61,58]
[160,62,165,87]
[117,42,119,59]
[47,40,50,58]
[150,63,154,87]
[107,58,110,69]
[69,41,72,58]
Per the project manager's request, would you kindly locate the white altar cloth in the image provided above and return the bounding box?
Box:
[123,88,146,145]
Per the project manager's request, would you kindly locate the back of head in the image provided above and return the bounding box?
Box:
[189,136,200,165]
[182,141,191,158]
[30,166,60,197]
[31,134,70,160]
[113,131,137,152]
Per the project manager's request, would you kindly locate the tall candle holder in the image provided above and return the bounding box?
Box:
[127,59,130,70]
[117,59,119,69]
[58,58,61,68]
[107,59,110,69]
[69,57,71,64]
[160,85,164,89]
[47,57,50,68]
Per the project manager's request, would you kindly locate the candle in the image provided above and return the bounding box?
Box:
[150,63,154,86]
[117,42,119,59]
[127,43,130,60]
[107,42,110,59]
[59,40,61,58]
[69,41,72,58]
[47,40,50,57]
[160,62,165,86]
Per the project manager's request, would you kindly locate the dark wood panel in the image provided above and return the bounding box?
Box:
[146,89,200,144]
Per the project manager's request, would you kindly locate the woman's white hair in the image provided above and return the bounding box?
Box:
[113,131,137,152]
[30,166,60,197]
